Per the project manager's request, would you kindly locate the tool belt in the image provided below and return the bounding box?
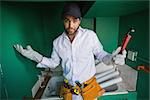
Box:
[60,77,105,100]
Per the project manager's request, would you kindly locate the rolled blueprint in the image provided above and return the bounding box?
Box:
[96,71,120,83]
[100,77,122,88]
[95,68,116,79]
[96,62,115,73]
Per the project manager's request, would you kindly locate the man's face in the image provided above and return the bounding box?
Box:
[63,15,81,35]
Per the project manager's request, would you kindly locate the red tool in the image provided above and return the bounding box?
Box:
[137,65,150,73]
[119,27,135,54]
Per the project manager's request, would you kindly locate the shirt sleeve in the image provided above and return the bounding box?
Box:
[36,41,61,68]
[92,31,109,61]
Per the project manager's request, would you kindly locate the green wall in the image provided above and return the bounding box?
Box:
[119,10,149,100]
[1,2,43,99]
[81,18,94,30]
[1,2,64,99]
[81,17,119,53]
[96,17,119,53]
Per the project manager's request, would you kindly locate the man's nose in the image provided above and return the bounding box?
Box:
[69,21,73,28]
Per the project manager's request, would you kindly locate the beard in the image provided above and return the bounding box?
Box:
[64,26,79,35]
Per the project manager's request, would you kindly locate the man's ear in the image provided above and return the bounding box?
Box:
[79,17,82,24]
[79,17,82,21]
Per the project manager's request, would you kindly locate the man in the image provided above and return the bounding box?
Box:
[14,3,126,100]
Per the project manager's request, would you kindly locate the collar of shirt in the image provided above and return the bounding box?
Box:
[62,26,84,43]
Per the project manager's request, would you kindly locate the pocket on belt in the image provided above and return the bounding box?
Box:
[60,85,72,100]
[64,92,72,100]
[81,78,105,100]
[82,84,98,100]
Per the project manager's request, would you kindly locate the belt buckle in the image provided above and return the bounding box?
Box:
[71,87,79,95]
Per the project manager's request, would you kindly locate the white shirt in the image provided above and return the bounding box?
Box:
[37,26,108,85]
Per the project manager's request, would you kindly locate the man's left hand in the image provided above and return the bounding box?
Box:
[112,47,127,65]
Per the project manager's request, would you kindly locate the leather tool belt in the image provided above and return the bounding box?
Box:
[60,76,105,100]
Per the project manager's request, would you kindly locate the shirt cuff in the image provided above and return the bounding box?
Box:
[36,57,49,68]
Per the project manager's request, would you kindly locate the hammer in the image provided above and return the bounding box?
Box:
[119,27,135,54]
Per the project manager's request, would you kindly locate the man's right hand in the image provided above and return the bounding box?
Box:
[13,44,43,63]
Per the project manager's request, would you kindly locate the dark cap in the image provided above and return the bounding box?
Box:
[62,3,81,18]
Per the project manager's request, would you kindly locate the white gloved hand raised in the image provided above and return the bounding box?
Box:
[14,44,43,63]
[112,47,127,65]
[102,47,127,65]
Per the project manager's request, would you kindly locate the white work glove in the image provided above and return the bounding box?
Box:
[112,47,127,65]
[102,47,127,65]
[14,44,43,63]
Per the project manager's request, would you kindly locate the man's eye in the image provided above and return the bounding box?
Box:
[64,18,69,22]
[73,18,79,22]
[74,18,79,20]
